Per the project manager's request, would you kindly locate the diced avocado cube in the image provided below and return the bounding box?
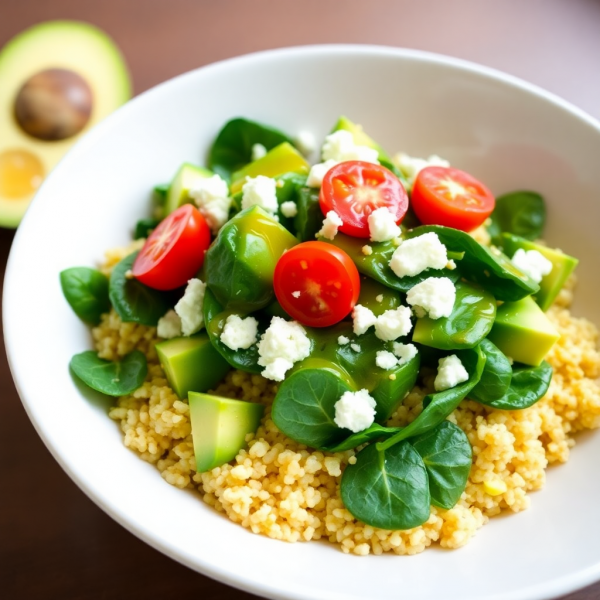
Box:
[156,333,230,399]
[230,142,309,194]
[189,392,264,472]
[487,296,560,366]
[332,115,391,162]
[165,163,213,215]
[500,233,578,311]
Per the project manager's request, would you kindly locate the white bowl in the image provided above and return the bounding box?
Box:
[5,45,600,600]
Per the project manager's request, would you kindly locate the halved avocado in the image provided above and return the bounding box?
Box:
[165,163,213,215]
[0,21,131,227]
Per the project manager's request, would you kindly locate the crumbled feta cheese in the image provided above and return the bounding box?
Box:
[374,306,413,341]
[280,200,298,218]
[189,174,232,233]
[434,354,469,391]
[375,294,384,303]
[317,210,343,240]
[368,207,401,242]
[392,342,418,365]
[446,259,456,270]
[157,309,182,339]
[338,335,350,345]
[406,277,456,320]
[174,278,206,336]
[511,249,553,283]
[241,175,278,213]
[306,159,338,188]
[257,317,311,381]
[394,152,449,185]
[350,343,361,352]
[251,143,267,161]
[352,304,377,335]
[321,130,379,164]
[361,245,373,256]
[220,314,259,350]
[291,290,301,298]
[295,130,317,157]
[389,232,448,278]
[334,389,376,432]
[375,350,398,370]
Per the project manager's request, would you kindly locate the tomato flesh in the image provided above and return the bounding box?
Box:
[411,166,495,232]
[274,241,360,327]
[132,204,211,290]
[320,161,408,238]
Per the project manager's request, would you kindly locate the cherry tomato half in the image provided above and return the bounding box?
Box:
[320,161,408,238]
[132,204,211,290]
[274,241,360,328]
[411,166,495,232]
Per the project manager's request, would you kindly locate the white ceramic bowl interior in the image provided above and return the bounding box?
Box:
[5,46,600,600]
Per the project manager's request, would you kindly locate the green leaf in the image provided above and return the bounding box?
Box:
[134,218,160,240]
[208,118,294,181]
[411,421,472,509]
[294,185,324,242]
[70,350,147,396]
[488,191,546,242]
[153,183,169,205]
[323,423,401,453]
[341,441,430,530]
[60,267,110,325]
[109,252,171,326]
[470,338,512,403]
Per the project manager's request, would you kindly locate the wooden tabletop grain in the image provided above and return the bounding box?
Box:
[1,1,599,598]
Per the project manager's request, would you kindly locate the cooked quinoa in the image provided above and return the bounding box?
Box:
[98,243,600,556]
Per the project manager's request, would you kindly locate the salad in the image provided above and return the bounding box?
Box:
[60,116,600,554]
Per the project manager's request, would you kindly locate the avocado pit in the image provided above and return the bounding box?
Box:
[14,68,93,141]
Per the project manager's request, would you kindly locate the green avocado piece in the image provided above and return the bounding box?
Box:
[165,163,213,215]
[331,116,391,162]
[487,296,560,366]
[499,233,578,311]
[230,142,309,194]
[156,334,230,399]
[357,276,401,316]
[189,392,264,472]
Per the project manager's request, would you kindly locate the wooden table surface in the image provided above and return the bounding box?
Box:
[1,1,599,598]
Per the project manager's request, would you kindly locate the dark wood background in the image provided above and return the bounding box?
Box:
[1,1,599,598]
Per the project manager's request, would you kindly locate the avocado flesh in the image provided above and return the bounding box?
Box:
[156,333,230,399]
[189,392,264,472]
[332,116,391,162]
[500,233,578,311]
[165,163,213,215]
[487,296,560,366]
[0,21,131,227]
[230,142,309,194]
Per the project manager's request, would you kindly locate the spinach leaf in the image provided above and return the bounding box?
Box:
[470,338,512,403]
[134,218,160,240]
[274,172,307,233]
[377,344,486,451]
[479,361,552,410]
[413,281,496,350]
[70,350,147,396]
[488,191,546,242]
[407,225,539,301]
[294,186,324,241]
[208,118,294,181]
[109,252,170,326]
[323,423,401,453]
[411,421,472,509]
[340,441,430,530]
[153,183,169,205]
[60,267,111,325]
[271,368,351,449]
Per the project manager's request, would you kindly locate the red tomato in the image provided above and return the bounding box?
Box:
[411,166,495,232]
[319,161,408,238]
[132,204,211,290]
[274,241,360,328]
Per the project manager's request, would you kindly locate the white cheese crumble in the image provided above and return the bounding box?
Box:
[174,278,206,336]
[317,210,343,240]
[406,277,456,320]
[295,130,317,157]
[338,335,350,345]
[157,309,182,339]
[306,159,338,188]
[392,342,418,365]
[375,294,384,303]
[251,143,267,161]
[361,245,373,256]
[257,317,311,381]
[350,343,361,352]
[367,206,401,242]
[189,174,232,234]
[334,389,376,432]
[374,306,413,341]
[511,249,553,283]
[280,200,298,218]
[389,232,448,278]
[291,290,301,298]
[375,350,398,370]
[321,130,379,164]
[394,152,450,185]
[352,304,377,335]
[220,314,259,351]
[241,175,278,213]
[434,354,469,392]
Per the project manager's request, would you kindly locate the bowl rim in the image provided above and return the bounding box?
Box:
[4,43,600,600]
